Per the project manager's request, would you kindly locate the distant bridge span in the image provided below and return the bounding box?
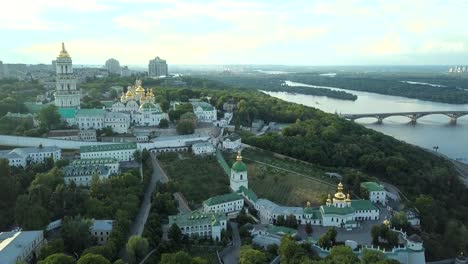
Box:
[340,111,468,124]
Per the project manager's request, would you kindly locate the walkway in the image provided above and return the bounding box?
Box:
[220,222,241,264]
[174,192,191,213]
[119,153,168,261]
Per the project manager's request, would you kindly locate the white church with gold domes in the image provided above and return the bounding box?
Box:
[111,79,168,127]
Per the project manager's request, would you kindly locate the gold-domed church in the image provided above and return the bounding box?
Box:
[111,79,168,126]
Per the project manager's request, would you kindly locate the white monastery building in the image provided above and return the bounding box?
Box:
[0,231,44,264]
[80,143,137,161]
[361,181,387,205]
[91,220,114,245]
[192,142,216,156]
[203,193,244,214]
[169,212,227,241]
[0,146,61,167]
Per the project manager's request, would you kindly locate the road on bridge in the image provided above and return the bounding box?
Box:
[119,153,168,262]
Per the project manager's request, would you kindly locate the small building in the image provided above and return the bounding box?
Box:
[191,101,217,122]
[47,129,96,142]
[222,133,241,151]
[80,143,137,161]
[0,231,44,264]
[63,158,120,186]
[0,146,61,167]
[91,220,113,245]
[169,211,227,241]
[203,193,244,214]
[192,142,216,156]
[361,182,387,205]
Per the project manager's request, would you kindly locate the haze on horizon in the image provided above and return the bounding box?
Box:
[1,0,468,66]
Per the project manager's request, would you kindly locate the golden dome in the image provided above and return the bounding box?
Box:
[126,90,134,98]
[326,194,332,204]
[334,182,346,200]
[236,150,243,162]
[146,89,155,97]
[383,219,390,226]
[58,42,71,58]
[135,85,145,93]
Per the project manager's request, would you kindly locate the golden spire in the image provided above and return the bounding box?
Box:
[58,42,71,58]
[236,150,242,162]
[345,193,351,203]
[334,182,346,200]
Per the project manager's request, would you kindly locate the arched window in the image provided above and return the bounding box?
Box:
[240,174,243,180]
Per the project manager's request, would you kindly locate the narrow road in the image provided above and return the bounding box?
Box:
[119,153,168,261]
[220,222,241,264]
[173,192,191,213]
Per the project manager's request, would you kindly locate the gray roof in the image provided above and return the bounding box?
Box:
[226,133,241,141]
[91,220,114,232]
[80,143,137,153]
[0,231,43,264]
[71,158,119,166]
[256,199,280,213]
[63,164,111,177]
[0,146,60,159]
[193,142,214,148]
[272,206,304,216]
[105,112,130,119]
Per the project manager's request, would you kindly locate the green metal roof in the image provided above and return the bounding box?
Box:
[101,101,114,108]
[80,143,137,153]
[76,109,106,117]
[192,102,215,111]
[140,102,156,109]
[58,108,77,119]
[303,207,322,219]
[266,224,297,236]
[321,205,355,215]
[350,200,379,211]
[232,161,247,172]
[169,211,227,227]
[237,186,258,202]
[361,182,385,192]
[204,193,243,206]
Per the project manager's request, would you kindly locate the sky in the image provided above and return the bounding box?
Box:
[1,0,468,66]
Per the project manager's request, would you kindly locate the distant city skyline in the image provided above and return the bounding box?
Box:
[1,0,468,65]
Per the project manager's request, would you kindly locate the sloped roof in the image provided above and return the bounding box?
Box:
[80,143,137,153]
[361,182,385,192]
[204,193,243,206]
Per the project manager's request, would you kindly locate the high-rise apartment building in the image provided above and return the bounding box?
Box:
[105,58,121,75]
[148,56,168,77]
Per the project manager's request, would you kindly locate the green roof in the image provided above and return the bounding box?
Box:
[71,158,119,165]
[58,108,77,119]
[140,102,156,109]
[238,186,258,202]
[266,224,297,236]
[303,207,322,219]
[350,200,379,211]
[76,109,106,117]
[80,143,137,153]
[361,182,385,192]
[24,102,47,113]
[204,193,243,206]
[232,161,247,172]
[321,205,355,215]
[169,211,227,227]
[192,102,215,111]
[101,101,114,108]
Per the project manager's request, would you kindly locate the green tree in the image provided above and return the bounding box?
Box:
[133,150,142,163]
[176,120,195,135]
[37,253,75,264]
[329,245,359,264]
[126,235,149,264]
[279,235,308,264]
[168,223,183,244]
[14,194,49,230]
[361,249,385,264]
[158,118,169,128]
[239,245,268,264]
[38,239,65,260]
[77,253,111,264]
[38,104,61,130]
[160,251,192,264]
[0,159,16,229]
[305,223,313,236]
[61,216,93,255]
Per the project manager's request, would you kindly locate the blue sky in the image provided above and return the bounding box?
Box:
[1,0,468,65]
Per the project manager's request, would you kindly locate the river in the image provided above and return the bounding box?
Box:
[263,81,468,164]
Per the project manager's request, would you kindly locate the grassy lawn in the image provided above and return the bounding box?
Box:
[224,148,337,206]
[158,152,230,207]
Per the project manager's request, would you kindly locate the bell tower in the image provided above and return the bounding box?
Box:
[54,42,80,108]
[230,150,248,192]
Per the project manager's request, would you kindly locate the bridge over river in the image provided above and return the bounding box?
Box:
[340,111,468,124]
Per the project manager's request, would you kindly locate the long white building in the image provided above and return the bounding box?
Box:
[80,143,137,161]
[0,146,61,167]
[0,231,44,264]
[203,193,244,214]
[169,211,227,241]
[63,158,120,186]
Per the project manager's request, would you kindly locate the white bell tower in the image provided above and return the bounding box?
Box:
[54,42,80,108]
[230,150,248,192]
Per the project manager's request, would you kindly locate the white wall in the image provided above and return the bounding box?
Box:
[0,135,114,149]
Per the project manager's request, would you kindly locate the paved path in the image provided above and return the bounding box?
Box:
[220,222,241,264]
[174,192,191,213]
[119,153,168,261]
[270,256,280,264]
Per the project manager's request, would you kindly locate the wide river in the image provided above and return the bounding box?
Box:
[263,81,468,164]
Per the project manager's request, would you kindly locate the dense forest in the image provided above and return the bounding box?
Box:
[193,73,358,100]
[147,77,468,260]
[197,72,468,104]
